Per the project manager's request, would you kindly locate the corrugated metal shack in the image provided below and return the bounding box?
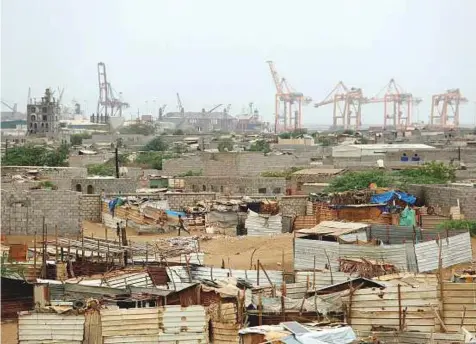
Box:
[1,276,34,319]
[294,221,472,274]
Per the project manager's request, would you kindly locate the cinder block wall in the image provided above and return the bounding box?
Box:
[71,178,136,194]
[79,194,102,222]
[182,176,287,195]
[280,195,309,216]
[1,189,82,235]
[162,152,317,177]
[1,166,87,190]
[409,184,476,220]
[164,192,216,211]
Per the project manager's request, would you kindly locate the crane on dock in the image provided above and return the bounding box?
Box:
[314,81,365,130]
[429,89,468,128]
[364,79,421,129]
[96,62,129,123]
[266,61,311,132]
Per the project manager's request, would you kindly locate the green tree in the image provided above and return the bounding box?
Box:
[143,137,168,151]
[249,139,271,153]
[87,163,115,176]
[173,129,184,135]
[119,123,156,135]
[70,133,92,146]
[218,139,234,152]
[2,144,69,167]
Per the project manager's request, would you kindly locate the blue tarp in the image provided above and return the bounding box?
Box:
[166,210,186,218]
[370,190,416,205]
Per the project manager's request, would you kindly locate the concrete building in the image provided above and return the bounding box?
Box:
[162,111,237,132]
[26,88,59,136]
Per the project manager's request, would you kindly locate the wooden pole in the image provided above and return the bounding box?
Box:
[398,284,402,331]
[55,225,58,262]
[324,249,333,284]
[257,259,260,286]
[258,294,262,326]
[146,243,149,264]
[33,231,37,276]
[313,255,316,289]
[81,231,85,259]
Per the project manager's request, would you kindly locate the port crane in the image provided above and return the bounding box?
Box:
[266,61,311,132]
[314,81,365,130]
[96,62,129,122]
[176,93,184,115]
[429,89,468,128]
[364,79,421,129]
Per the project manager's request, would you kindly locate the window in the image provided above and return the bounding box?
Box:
[211,185,218,192]
[87,185,94,194]
[273,187,282,194]
[30,106,36,113]
[42,115,47,121]
[42,107,47,113]
[30,115,36,121]
[202,185,207,191]
[258,187,267,194]
[192,185,199,192]
[238,187,245,193]
[220,185,224,193]
[75,184,82,192]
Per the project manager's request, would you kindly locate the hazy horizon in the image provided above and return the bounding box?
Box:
[2,0,475,126]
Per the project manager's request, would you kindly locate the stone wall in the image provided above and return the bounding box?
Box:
[1,189,83,235]
[79,194,102,222]
[164,192,216,211]
[162,152,317,176]
[279,195,309,216]
[1,166,87,190]
[71,178,136,194]
[182,176,287,196]
[409,184,476,220]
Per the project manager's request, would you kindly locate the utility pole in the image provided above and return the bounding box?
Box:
[115,146,120,178]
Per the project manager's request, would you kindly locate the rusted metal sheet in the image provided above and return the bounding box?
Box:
[293,215,317,230]
[9,244,28,261]
[415,232,472,272]
[18,312,85,343]
[147,266,169,286]
[84,309,102,344]
[339,244,408,271]
[1,277,34,319]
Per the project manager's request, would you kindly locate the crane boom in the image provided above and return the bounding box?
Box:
[266,61,284,95]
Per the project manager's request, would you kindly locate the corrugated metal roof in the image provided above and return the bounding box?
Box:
[104,271,154,289]
[18,312,85,343]
[246,210,282,236]
[295,271,353,290]
[297,221,369,236]
[167,266,283,286]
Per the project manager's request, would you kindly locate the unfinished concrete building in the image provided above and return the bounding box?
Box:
[26,88,59,136]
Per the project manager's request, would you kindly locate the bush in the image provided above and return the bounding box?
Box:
[70,133,92,146]
[2,144,69,167]
[261,167,305,180]
[218,139,234,152]
[143,137,168,151]
[119,123,156,136]
[87,163,115,176]
[178,170,203,177]
[249,140,270,153]
[173,129,184,135]
[437,220,476,236]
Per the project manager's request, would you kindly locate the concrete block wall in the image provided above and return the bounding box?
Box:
[279,195,309,216]
[79,194,102,222]
[409,184,476,220]
[1,166,87,190]
[1,189,82,235]
[162,152,317,177]
[68,153,112,168]
[71,178,136,194]
[164,192,216,211]
[182,176,287,195]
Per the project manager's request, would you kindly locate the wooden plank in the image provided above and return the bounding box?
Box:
[351,286,437,295]
[349,291,437,301]
[441,283,476,290]
[344,299,439,308]
[442,290,476,297]
[444,304,476,311]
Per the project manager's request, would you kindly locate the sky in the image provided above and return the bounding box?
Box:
[1,0,476,126]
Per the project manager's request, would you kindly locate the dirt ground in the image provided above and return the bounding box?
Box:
[1,322,17,344]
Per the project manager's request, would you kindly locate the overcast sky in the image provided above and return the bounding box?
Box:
[1,0,476,126]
